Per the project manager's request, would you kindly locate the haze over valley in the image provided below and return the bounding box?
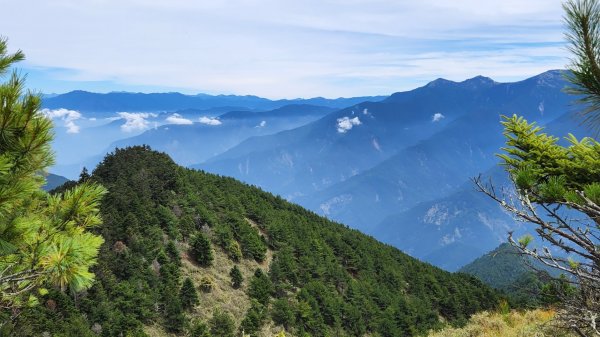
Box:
[41,69,585,271]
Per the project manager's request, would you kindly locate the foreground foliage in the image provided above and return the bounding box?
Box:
[0,38,105,325]
[474,0,600,335]
[476,114,600,336]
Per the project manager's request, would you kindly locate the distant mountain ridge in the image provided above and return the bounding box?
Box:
[198,70,571,203]
[41,173,70,191]
[42,90,387,113]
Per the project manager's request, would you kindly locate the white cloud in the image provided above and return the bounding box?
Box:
[118,112,158,132]
[40,108,82,134]
[165,113,193,125]
[336,116,361,133]
[432,113,445,122]
[256,120,267,128]
[198,116,222,126]
[89,117,97,121]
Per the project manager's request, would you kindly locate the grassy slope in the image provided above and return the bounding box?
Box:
[428,309,574,337]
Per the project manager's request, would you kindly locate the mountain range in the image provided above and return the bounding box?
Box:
[44,70,587,271]
[193,70,584,270]
[43,90,386,113]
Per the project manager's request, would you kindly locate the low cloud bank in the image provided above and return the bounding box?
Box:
[40,108,82,134]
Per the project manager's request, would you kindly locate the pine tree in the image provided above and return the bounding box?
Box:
[78,167,90,182]
[240,300,266,335]
[190,321,211,337]
[166,240,181,266]
[0,38,106,317]
[164,285,186,333]
[248,269,273,305]
[180,277,199,310]
[209,310,235,337]
[190,233,213,266]
[229,265,243,288]
[475,115,600,336]
[474,2,600,335]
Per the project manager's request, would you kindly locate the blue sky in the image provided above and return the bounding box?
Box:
[3,0,567,98]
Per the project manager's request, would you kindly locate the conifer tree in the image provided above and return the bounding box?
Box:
[78,167,90,182]
[475,116,600,336]
[164,286,186,333]
[248,269,273,305]
[166,240,181,266]
[0,38,106,319]
[209,310,235,337]
[180,277,199,310]
[230,265,243,288]
[190,233,213,266]
[190,321,211,337]
[477,1,600,335]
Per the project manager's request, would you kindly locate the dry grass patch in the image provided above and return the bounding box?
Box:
[428,309,575,337]
[144,221,279,336]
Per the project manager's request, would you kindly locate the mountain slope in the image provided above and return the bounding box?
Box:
[459,243,560,308]
[41,173,70,191]
[13,146,499,337]
[460,243,542,292]
[198,71,573,227]
[370,107,591,271]
[298,71,574,231]
[196,75,507,199]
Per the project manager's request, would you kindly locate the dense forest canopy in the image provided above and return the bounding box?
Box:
[5,145,500,336]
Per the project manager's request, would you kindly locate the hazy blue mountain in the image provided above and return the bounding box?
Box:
[196,75,511,199]
[42,90,386,113]
[370,109,590,271]
[106,104,335,166]
[198,70,573,207]
[195,70,587,270]
[297,71,575,227]
[50,117,149,167]
[42,173,70,191]
[372,165,516,271]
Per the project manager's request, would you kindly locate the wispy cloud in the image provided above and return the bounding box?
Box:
[118,112,157,132]
[40,108,82,134]
[7,0,566,98]
[198,116,222,126]
[165,113,193,125]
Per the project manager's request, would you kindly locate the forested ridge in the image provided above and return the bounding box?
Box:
[459,243,561,308]
[8,146,499,336]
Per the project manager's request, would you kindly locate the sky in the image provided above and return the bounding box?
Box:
[2,0,568,99]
